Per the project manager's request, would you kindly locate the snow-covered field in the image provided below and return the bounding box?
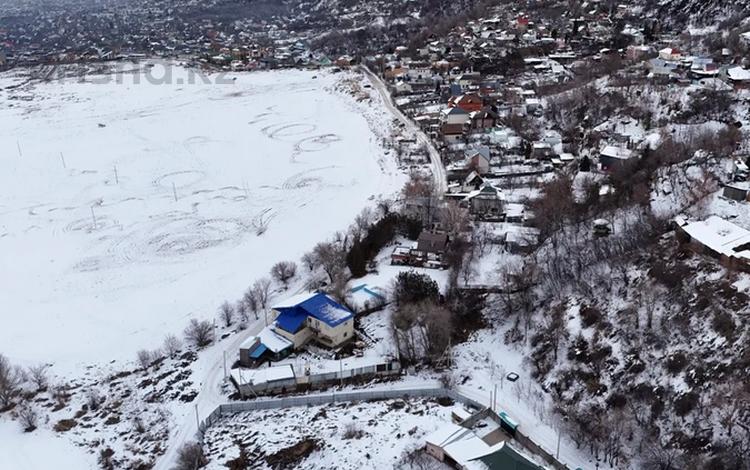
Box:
[0,62,404,372]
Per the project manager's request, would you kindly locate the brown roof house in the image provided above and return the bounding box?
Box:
[417,231,449,254]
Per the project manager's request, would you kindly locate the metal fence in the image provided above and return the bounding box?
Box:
[198,386,481,435]
[197,386,571,470]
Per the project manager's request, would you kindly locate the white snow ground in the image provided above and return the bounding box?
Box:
[0,63,404,373]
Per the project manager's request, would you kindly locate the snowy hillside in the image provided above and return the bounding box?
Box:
[0,62,404,373]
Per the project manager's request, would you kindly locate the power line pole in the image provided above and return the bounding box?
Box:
[194,403,200,430]
[60,152,66,168]
[223,350,227,379]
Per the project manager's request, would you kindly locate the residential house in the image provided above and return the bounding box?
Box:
[658,47,681,62]
[442,123,467,143]
[270,292,355,349]
[417,231,449,254]
[390,231,449,268]
[649,58,678,79]
[393,81,413,95]
[335,55,353,67]
[455,72,482,88]
[524,97,543,115]
[599,145,635,171]
[464,183,504,220]
[470,107,499,130]
[407,63,432,80]
[465,146,492,174]
[449,93,483,113]
[675,216,750,272]
[239,328,293,366]
[442,107,471,126]
[724,66,750,90]
[688,58,718,79]
[424,413,544,470]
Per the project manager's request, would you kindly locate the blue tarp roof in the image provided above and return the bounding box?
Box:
[275,292,353,332]
[249,343,267,359]
[350,284,386,300]
[275,310,308,334]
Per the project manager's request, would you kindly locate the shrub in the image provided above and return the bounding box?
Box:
[0,354,24,408]
[184,319,214,348]
[271,261,297,287]
[666,351,688,375]
[342,422,365,439]
[391,271,439,305]
[53,418,77,432]
[17,405,39,432]
[674,392,699,418]
[712,311,735,341]
[174,442,208,470]
[580,305,602,328]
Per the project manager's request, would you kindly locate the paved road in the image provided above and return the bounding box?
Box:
[153,314,268,470]
[360,66,448,195]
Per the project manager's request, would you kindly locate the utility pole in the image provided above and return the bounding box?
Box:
[556,429,561,460]
[114,165,119,184]
[172,182,178,202]
[60,152,66,168]
[194,403,200,430]
[90,205,97,230]
[16,140,22,158]
[222,350,227,379]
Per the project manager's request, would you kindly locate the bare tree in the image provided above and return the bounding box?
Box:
[243,287,259,320]
[17,404,39,432]
[253,278,272,310]
[301,252,317,272]
[271,261,297,288]
[0,354,25,408]
[174,442,208,470]
[136,349,155,369]
[184,319,214,348]
[219,301,235,327]
[440,200,469,236]
[27,365,49,392]
[86,388,104,411]
[312,241,346,284]
[163,334,182,358]
[349,207,373,241]
[390,301,453,364]
[235,300,249,326]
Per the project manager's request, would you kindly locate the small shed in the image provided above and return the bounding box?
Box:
[722,182,749,202]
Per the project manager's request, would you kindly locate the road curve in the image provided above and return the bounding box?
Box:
[359,66,447,195]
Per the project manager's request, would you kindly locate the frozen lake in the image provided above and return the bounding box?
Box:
[0,62,404,371]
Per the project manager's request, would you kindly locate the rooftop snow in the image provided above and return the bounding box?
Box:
[273,292,353,327]
[679,216,750,260]
[230,364,295,386]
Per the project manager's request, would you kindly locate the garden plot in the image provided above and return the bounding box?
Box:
[202,398,456,469]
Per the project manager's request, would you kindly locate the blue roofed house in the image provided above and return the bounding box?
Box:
[239,327,293,367]
[271,292,355,349]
